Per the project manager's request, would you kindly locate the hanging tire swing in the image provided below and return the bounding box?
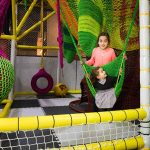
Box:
[31,0,53,95]
[31,68,53,94]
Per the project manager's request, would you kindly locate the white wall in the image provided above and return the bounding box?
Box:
[14,56,84,92]
[14,13,84,93]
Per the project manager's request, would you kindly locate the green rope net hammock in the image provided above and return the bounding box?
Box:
[61,0,139,98]
[63,25,77,63]
[0,57,14,102]
[78,0,139,56]
[82,0,138,97]
[83,51,125,97]
[47,0,139,63]
[78,0,103,56]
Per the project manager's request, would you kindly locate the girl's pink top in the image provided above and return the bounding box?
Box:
[86,47,116,67]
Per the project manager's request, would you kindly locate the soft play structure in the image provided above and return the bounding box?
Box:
[0,0,149,149]
[0,51,14,118]
[0,56,14,102]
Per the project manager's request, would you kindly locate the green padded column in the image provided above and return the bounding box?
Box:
[0,57,14,102]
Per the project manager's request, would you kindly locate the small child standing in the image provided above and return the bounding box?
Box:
[91,67,118,111]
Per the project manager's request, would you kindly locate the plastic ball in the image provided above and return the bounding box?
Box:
[0,57,14,102]
[53,83,68,97]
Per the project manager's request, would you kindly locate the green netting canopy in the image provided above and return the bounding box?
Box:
[0,57,14,102]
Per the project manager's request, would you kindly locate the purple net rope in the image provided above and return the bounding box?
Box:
[0,0,10,35]
[56,0,63,68]
[0,49,8,59]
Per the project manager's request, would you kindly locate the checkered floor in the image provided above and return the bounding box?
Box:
[0,94,84,150]
[0,94,81,117]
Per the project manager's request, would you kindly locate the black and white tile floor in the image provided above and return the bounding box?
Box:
[0,94,81,117]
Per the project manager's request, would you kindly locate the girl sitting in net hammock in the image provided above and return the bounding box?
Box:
[80,32,117,104]
[80,32,127,111]
[90,67,122,111]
